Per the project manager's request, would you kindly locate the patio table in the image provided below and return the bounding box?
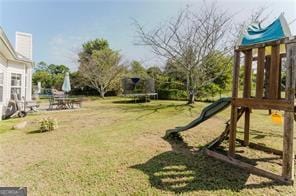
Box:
[54,97,78,109]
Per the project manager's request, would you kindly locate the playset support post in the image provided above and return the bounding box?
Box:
[282,42,296,181]
[255,47,265,99]
[228,50,240,157]
[243,49,252,146]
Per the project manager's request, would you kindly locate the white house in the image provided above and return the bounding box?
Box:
[0,27,33,119]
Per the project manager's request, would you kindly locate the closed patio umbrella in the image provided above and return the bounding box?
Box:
[62,72,71,93]
[37,82,42,94]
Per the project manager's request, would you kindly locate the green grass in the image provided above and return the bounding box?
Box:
[0,97,295,195]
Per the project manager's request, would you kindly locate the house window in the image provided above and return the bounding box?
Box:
[0,72,3,102]
[11,73,22,100]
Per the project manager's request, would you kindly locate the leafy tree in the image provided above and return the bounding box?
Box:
[32,62,70,89]
[164,59,187,89]
[51,74,66,89]
[78,39,124,97]
[198,52,232,96]
[70,71,85,89]
[47,64,69,75]
[80,39,109,61]
[128,61,149,78]
[202,83,221,99]
[32,71,52,88]
[146,66,164,90]
[34,61,48,72]
[147,66,162,79]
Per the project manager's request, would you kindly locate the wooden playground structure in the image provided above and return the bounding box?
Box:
[206,37,296,184]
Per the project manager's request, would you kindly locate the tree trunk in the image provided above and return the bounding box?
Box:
[187,71,195,104]
[188,91,195,104]
[99,88,105,98]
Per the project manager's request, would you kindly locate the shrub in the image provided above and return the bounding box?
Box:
[39,118,58,132]
[157,89,187,100]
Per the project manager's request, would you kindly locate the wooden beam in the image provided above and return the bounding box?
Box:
[264,56,271,98]
[238,37,296,51]
[236,36,296,52]
[207,108,245,149]
[253,53,286,61]
[205,149,293,184]
[232,50,240,98]
[282,43,296,182]
[278,56,282,99]
[244,108,250,146]
[229,107,238,156]
[237,139,296,159]
[236,139,287,157]
[229,50,240,157]
[283,112,295,181]
[238,38,287,51]
[256,47,265,99]
[285,37,296,44]
[243,49,252,147]
[233,98,294,112]
[243,49,252,98]
[269,45,281,99]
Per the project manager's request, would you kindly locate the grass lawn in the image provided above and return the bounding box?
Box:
[0,97,295,195]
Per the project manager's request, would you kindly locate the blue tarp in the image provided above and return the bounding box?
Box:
[240,14,291,46]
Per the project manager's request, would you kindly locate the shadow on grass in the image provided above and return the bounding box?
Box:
[27,129,42,134]
[137,104,194,120]
[237,128,296,140]
[110,98,212,122]
[114,102,196,120]
[118,103,194,113]
[112,99,150,104]
[131,136,282,193]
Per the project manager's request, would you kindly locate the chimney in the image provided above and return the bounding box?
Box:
[15,32,32,60]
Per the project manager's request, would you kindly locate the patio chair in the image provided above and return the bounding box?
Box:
[71,97,83,108]
[3,94,27,119]
[21,96,39,112]
[51,88,65,98]
[48,96,59,110]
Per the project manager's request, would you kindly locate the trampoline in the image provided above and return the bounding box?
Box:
[121,77,158,102]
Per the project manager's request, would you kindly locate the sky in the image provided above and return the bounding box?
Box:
[0,0,295,71]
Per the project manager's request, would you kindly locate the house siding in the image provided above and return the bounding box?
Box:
[0,55,32,120]
[0,28,33,120]
[0,54,7,119]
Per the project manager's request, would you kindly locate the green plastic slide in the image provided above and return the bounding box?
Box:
[165,97,232,137]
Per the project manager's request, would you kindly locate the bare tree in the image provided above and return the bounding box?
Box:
[78,48,124,98]
[134,3,232,104]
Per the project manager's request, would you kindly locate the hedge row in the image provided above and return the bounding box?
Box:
[70,87,188,100]
[157,89,187,100]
